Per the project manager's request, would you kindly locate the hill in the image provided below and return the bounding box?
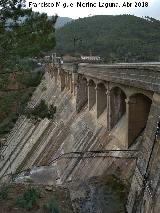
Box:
[55,17,73,29]
[55,15,160,62]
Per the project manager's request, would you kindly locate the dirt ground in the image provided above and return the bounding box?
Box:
[0,183,74,213]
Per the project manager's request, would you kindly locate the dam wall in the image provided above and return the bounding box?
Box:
[1,62,160,212]
[0,65,137,181]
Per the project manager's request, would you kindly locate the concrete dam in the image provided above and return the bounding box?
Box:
[0,62,160,213]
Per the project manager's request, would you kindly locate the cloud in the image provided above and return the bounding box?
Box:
[132,0,160,19]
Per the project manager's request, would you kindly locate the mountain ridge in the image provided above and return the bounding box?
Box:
[55,15,160,62]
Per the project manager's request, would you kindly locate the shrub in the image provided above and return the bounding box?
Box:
[16,187,40,210]
[25,100,56,120]
[17,71,43,88]
[0,90,34,137]
[48,104,57,119]
[43,197,59,213]
[0,184,10,200]
[0,116,15,135]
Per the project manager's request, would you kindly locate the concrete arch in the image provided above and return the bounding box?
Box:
[110,87,127,129]
[109,84,128,98]
[128,90,153,100]
[97,82,107,88]
[96,82,107,118]
[82,75,88,81]
[88,79,96,110]
[86,77,101,86]
[97,80,108,89]
[128,93,152,146]
[88,78,96,85]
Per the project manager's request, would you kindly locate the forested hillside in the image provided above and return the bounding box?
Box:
[56,15,160,62]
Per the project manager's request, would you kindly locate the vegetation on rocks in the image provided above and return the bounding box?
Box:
[43,197,60,213]
[25,100,56,120]
[0,184,10,200]
[0,184,73,213]
[0,90,33,135]
[16,187,40,210]
[16,70,43,88]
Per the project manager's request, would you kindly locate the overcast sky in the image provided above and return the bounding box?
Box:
[26,0,160,19]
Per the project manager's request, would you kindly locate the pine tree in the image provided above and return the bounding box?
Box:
[0,0,57,72]
[0,0,57,135]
